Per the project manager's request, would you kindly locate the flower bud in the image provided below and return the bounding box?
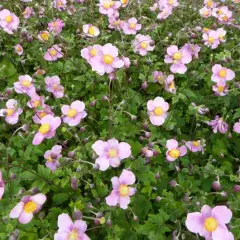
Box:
[96,212,103,218]
[141,81,148,89]
[80,127,86,132]
[31,187,39,194]
[233,184,240,192]
[67,151,75,158]
[133,215,138,221]
[155,173,160,179]
[106,219,112,227]
[89,100,96,107]
[10,173,16,180]
[93,163,99,170]
[94,218,100,225]
[73,210,83,220]
[212,181,222,191]
[169,180,177,187]
[155,196,161,202]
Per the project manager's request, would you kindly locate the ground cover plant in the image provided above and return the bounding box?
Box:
[0,0,240,239]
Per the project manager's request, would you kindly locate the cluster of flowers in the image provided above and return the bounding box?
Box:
[200,0,233,23]
[81,43,130,78]
[211,64,235,96]
[164,43,200,74]
[149,0,179,20]
[202,27,226,49]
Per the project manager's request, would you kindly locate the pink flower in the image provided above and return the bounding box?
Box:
[48,19,65,35]
[204,0,216,8]
[14,44,23,55]
[23,7,34,19]
[182,43,201,59]
[166,139,187,161]
[92,139,131,171]
[54,214,90,240]
[212,80,228,96]
[44,45,64,61]
[14,75,36,96]
[98,0,121,16]
[27,94,45,109]
[208,116,228,134]
[106,169,136,209]
[211,64,235,82]
[0,9,20,34]
[81,44,102,63]
[9,193,46,224]
[186,205,234,240]
[53,0,67,11]
[45,76,64,98]
[147,97,169,126]
[121,17,141,35]
[44,145,62,172]
[217,28,226,42]
[108,16,123,30]
[185,140,203,153]
[61,100,87,126]
[202,30,220,49]
[157,8,173,20]
[142,147,154,158]
[132,34,155,56]
[90,43,124,76]
[38,31,50,41]
[83,24,100,37]
[233,120,240,133]
[199,7,212,18]
[153,71,166,84]
[164,45,192,74]
[218,8,232,22]
[32,115,61,145]
[0,170,5,199]
[121,56,130,68]
[0,99,22,125]
[165,74,176,94]
[158,0,179,10]
[32,105,54,124]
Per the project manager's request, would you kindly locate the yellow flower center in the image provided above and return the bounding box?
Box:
[208,37,214,44]
[24,201,37,213]
[192,141,199,147]
[103,1,114,8]
[129,23,136,29]
[217,86,225,92]
[33,100,40,108]
[108,148,117,158]
[41,32,49,41]
[207,0,213,7]
[67,109,77,118]
[119,184,130,197]
[39,112,47,119]
[154,107,163,116]
[169,149,180,158]
[88,26,96,35]
[22,80,31,87]
[203,27,209,32]
[50,49,57,56]
[39,123,50,134]
[114,20,120,26]
[204,217,218,232]
[157,76,163,81]
[122,0,128,3]
[5,15,13,23]
[219,35,224,41]
[47,156,53,162]
[103,54,114,64]
[168,0,173,5]
[223,16,228,21]
[53,84,59,90]
[68,229,79,240]
[173,52,182,60]
[6,109,14,116]
[169,82,175,89]
[90,48,97,56]
[203,11,209,16]
[140,42,148,49]
[218,9,223,15]
[16,46,22,52]
[219,69,226,78]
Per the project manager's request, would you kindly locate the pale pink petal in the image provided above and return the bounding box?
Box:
[30,193,46,205]
[19,211,33,224]
[73,220,87,233]
[166,139,178,149]
[185,212,204,233]
[150,115,165,126]
[96,155,110,171]
[212,206,232,224]
[119,169,136,185]
[119,196,130,209]
[106,191,119,206]
[92,140,108,155]
[57,213,73,230]
[111,176,120,189]
[201,205,212,218]
[118,142,131,159]
[9,202,24,218]
[179,146,187,156]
